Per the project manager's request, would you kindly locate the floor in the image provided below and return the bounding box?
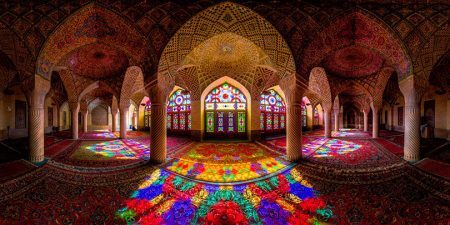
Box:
[0,129,448,224]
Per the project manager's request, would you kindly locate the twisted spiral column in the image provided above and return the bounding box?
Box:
[372,108,379,138]
[363,111,369,132]
[403,101,421,162]
[324,109,332,138]
[120,107,129,139]
[399,77,422,162]
[28,107,45,163]
[286,104,302,162]
[150,103,167,164]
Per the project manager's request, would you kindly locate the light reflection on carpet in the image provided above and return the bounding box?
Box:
[311,139,361,158]
[70,140,149,160]
[165,143,291,183]
[116,168,334,225]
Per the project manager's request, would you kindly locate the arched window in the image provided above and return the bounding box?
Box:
[260,89,286,135]
[301,103,307,128]
[313,107,319,126]
[167,89,191,133]
[144,100,151,130]
[205,83,246,139]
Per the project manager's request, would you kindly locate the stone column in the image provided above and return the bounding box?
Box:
[363,110,369,132]
[372,107,379,138]
[324,108,332,138]
[82,111,88,133]
[69,102,79,140]
[190,100,202,141]
[111,109,117,132]
[28,93,46,163]
[286,103,303,161]
[400,77,422,162]
[150,103,167,164]
[119,106,129,139]
[334,111,339,132]
[250,99,262,141]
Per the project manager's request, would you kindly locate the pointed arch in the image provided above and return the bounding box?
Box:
[158,1,296,96]
[200,76,252,140]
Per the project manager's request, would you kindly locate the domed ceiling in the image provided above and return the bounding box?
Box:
[66,43,129,79]
[183,33,273,78]
[322,46,384,78]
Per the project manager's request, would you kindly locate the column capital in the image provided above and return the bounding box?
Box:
[399,76,424,106]
[68,101,80,111]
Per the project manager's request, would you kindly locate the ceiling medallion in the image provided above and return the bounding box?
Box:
[221,44,233,54]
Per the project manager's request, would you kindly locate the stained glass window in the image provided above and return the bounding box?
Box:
[144,100,151,129]
[260,89,286,134]
[301,103,307,128]
[314,107,319,125]
[167,89,191,132]
[205,83,247,137]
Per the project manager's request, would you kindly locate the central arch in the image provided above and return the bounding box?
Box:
[201,76,252,140]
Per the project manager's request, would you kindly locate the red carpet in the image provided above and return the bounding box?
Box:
[0,160,36,182]
[416,158,450,179]
[375,138,403,156]
[45,140,75,157]
[0,164,448,224]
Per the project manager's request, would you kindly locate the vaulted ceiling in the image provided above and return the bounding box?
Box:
[0,0,447,110]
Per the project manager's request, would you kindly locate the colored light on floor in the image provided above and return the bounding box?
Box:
[71,140,150,160]
[312,139,361,158]
[165,143,291,183]
[116,168,334,225]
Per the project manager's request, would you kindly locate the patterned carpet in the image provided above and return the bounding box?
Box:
[262,137,401,169]
[51,137,191,169]
[303,129,371,138]
[81,131,116,139]
[0,130,448,224]
[164,143,291,183]
[0,163,448,224]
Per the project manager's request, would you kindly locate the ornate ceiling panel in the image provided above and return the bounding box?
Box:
[65,43,129,79]
[158,2,296,91]
[322,46,384,78]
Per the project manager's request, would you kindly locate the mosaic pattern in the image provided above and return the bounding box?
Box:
[116,168,334,225]
[70,140,149,161]
[165,143,290,183]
